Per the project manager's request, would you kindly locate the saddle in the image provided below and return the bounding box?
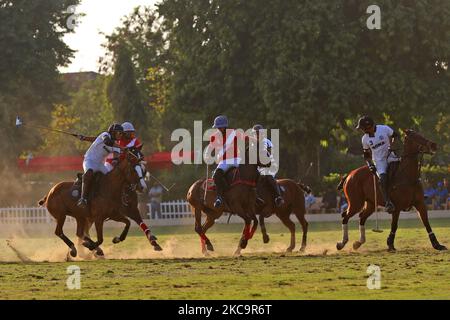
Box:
[70,172,103,200]
[202,167,257,191]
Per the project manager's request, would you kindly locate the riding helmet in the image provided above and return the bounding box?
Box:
[212,115,228,129]
[355,116,374,129]
[122,122,135,132]
[108,123,124,133]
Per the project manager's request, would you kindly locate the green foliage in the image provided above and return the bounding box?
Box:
[0,0,81,167]
[421,165,449,184]
[157,0,450,180]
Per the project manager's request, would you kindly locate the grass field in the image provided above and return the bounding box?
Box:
[0,217,449,299]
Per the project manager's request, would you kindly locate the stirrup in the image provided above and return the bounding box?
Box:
[214,196,223,208]
[275,196,284,207]
[385,201,395,214]
[77,198,87,208]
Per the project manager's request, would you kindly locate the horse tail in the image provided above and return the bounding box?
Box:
[337,174,349,191]
[38,196,47,207]
[296,181,312,194]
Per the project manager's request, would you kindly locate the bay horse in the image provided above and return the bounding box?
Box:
[256,177,310,252]
[187,160,260,256]
[38,147,162,258]
[82,185,163,254]
[336,129,447,252]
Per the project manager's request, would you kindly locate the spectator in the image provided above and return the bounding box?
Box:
[435,182,449,210]
[305,193,316,210]
[423,182,436,206]
[149,182,164,219]
[444,178,450,193]
[137,176,150,219]
[321,187,338,212]
[338,191,348,214]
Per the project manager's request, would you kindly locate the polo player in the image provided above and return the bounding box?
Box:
[356,115,400,213]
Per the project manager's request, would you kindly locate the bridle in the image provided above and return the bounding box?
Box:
[394,134,435,185]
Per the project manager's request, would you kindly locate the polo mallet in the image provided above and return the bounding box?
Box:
[15,116,79,138]
[372,174,383,233]
[203,164,209,202]
[148,173,175,192]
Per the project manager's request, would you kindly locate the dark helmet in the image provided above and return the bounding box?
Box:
[356,116,374,129]
[212,115,228,129]
[252,124,264,133]
[108,123,124,134]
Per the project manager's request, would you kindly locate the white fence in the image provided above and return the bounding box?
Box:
[0,201,449,226]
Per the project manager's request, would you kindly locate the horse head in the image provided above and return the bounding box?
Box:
[403,129,437,156]
[123,146,148,192]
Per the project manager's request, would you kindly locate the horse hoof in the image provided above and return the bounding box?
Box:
[69,246,77,258]
[285,247,293,253]
[262,234,270,244]
[387,246,396,253]
[83,241,95,251]
[353,241,362,250]
[205,240,214,252]
[151,241,163,251]
[434,244,447,251]
[299,246,306,252]
[336,241,347,251]
[112,236,121,244]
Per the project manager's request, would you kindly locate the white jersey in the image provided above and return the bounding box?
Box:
[84,132,121,163]
[258,137,278,177]
[361,125,397,163]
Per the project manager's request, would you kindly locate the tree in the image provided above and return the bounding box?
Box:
[0,0,81,168]
[107,44,147,137]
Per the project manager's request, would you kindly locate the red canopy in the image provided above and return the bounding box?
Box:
[17,152,184,173]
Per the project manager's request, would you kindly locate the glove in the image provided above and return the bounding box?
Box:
[368,163,377,175]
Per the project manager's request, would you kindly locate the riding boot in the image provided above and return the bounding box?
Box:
[380,173,395,213]
[268,175,284,207]
[213,169,226,208]
[77,169,94,208]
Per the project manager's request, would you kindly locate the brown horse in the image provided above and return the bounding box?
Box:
[83,187,163,254]
[336,129,447,252]
[187,162,259,256]
[39,147,161,257]
[257,177,310,252]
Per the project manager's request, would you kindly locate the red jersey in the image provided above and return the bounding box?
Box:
[208,129,247,161]
[105,137,142,163]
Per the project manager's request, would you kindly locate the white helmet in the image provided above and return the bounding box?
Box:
[122,122,135,132]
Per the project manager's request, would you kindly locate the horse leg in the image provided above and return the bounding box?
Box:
[111,215,131,244]
[278,213,296,253]
[353,202,374,250]
[248,215,258,239]
[387,209,400,252]
[130,215,162,251]
[55,215,77,258]
[293,206,308,252]
[234,217,252,256]
[336,198,363,250]
[414,202,447,251]
[200,215,216,255]
[259,215,270,244]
